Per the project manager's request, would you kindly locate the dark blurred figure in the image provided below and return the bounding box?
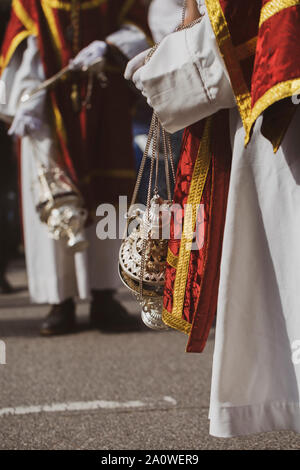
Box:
[0,0,19,294]
[0,123,19,294]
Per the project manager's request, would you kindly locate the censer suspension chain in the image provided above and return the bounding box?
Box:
[124,1,197,303]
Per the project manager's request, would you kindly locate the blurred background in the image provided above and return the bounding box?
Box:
[0,0,22,295]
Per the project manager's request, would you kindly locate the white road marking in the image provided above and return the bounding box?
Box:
[163,396,177,405]
[0,396,177,418]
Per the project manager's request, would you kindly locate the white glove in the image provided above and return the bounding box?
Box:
[8,90,45,138]
[129,62,153,107]
[124,48,150,82]
[8,111,42,137]
[70,40,108,70]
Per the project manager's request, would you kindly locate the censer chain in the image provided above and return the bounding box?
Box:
[129,1,199,303]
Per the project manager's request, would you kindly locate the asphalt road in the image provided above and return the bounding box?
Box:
[0,260,299,450]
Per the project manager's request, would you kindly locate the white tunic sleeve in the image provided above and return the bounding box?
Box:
[136,13,236,133]
[148,0,183,43]
[0,35,45,119]
[106,24,150,60]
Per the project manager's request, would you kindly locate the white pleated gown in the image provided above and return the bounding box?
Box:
[134,7,300,436]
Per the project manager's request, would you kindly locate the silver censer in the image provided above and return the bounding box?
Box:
[119,195,170,330]
[35,162,89,252]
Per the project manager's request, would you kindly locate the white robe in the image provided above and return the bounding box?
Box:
[0,26,148,304]
[148,0,183,43]
[135,9,300,436]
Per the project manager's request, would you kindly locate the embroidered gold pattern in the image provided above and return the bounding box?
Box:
[0,31,32,71]
[162,308,191,335]
[0,1,38,72]
[167,249,178,270]
[247,78,300,147]
[42,0,106,10]
[162,117,212,335]
[205,0,252,139]
[41,0,63,64]
[259,0,300,28]
[206,0,300,148]
[52,102,67,143]
[13,0,38,34]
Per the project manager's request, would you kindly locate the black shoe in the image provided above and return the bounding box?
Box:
[90,289,141,332]
[0,277,13,294]
[40,298,76,336]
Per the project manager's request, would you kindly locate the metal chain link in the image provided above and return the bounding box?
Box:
[125,1,204,301]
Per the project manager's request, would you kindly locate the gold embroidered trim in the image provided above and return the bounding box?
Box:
[52,102,67,143]
[235,36,257,61]
[164,117,212,335]
[205,0,252,138]
[41,0,106,10]
[0,1,38,72]
[13,0,38,34]
[0,31,31,72]
[246,78,300,146]
[162,309,191,335]
[167,249,178,270]
[259,0,300,28]
[41,0,63,64]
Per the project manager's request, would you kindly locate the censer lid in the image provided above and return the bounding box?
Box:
[119,196,170,288]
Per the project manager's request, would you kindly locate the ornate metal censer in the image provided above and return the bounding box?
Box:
[34,157,88,252]
[119,111,176,330]
[119,194,172,330]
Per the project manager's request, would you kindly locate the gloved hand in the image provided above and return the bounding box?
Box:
[8,111,43,137]
[124,48,150,83]
[70,40,108,70]
[124,48,153,107]
[8,90,45,138]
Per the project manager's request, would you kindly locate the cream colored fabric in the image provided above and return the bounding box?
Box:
[106,24,150,59]
[127,13,236,132]
[209,109,300,436]
[148,0,183,42]
[127,7,300,436]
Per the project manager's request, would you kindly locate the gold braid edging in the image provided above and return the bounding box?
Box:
[246,78,300,148]
[167,249,178,270]
[1,0,38,72]
[162,309,191,335]
[52,101,67,143]
[41,0,106,10]
[162,117,212,334]
[205,0,300,149]
[13,0,38,34]
[205,0,252,142]
[0,31,31,72]
[41,0,63,64]
[259,0,300,28]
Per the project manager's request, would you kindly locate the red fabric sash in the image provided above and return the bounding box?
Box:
[207,0,300,150]
[163,112,232,352]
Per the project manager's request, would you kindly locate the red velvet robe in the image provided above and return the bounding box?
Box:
[0,0,150,212]
[163,0,300,352]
